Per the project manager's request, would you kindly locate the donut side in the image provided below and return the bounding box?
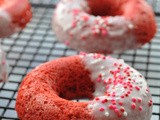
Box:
[123,0,157,45]
[16,56,94,120]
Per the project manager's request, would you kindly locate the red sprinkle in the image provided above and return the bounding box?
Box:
[135,86,140,91]
[132,98,136,103]
[138,98,142,103]
[139,106,143,111]
[131,103,136,109]
[120,107,125,112]
[95,97,100,101]
[119,101,123,106]
[99,107,105,112]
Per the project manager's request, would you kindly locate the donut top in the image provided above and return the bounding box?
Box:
[80,53,152,120]
[55,0,135,48]
[53,0,156,53]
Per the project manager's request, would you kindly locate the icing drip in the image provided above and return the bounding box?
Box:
[80,53,152,120]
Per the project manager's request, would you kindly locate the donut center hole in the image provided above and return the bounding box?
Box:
[88,0,123,16]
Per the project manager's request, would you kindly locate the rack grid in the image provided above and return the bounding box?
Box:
[0,0,160,119]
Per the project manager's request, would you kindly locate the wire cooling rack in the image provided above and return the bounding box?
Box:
[0,0,160,119]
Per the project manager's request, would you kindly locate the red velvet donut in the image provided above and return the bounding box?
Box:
[16,53,152,120]
[0,0,32,38]
[53,0,156,54]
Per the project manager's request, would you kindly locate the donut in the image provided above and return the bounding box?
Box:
[0,47,8,82]
[0,0,32,38]
[16,53,152,120]
[52,0,157,54]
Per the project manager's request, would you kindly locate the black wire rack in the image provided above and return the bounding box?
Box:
[0,0,160,119]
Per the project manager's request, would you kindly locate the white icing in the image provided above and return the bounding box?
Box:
[0,45,8,82]
[80,53,152,120]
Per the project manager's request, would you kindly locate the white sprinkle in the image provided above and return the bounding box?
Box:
[101,66,105,69]
[128,24,134,29]
[123,112,128,117]
[105,112,109,117]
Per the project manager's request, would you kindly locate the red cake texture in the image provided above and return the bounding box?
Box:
[16,56,94,120]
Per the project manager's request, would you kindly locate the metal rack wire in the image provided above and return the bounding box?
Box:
[0,0,160,119]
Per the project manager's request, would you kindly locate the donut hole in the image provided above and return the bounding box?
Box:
[88,0,123,16]
[48,57,95,101]
[58,78,95,100]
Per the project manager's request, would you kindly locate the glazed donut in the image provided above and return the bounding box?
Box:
[0,0,32,38]
[16,53,152,120]
[53,0,156,54]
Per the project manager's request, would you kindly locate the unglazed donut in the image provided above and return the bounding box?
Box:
[53,0,156,54]
[0,0,32,38]
[16,53,152,120]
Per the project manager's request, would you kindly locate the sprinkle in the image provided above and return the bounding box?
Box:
[131,103,136,109]
[135,86,140,91]
[138,98,142,103]
[72,9,80,15]
[114,109,119,113]
[101,99,108,103]
[108,105,114,110]
[81,15,89,22]
[119,101,123,106]
[101,29,107,36]
[123,112,128,117]
[99,107,105,111]
[132,98,136,102]
[139,106,143,111]
[95,97,100,101]
[105,112,109,117]
[148,100,153,106]
[120,107,125,112]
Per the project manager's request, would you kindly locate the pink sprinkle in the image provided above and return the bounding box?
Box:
[114,109,119,113]
[95,97,100,101]
[99,107,105,112]
[64,41,70,46]
[112,105,116,109]
[120,107,125,112]
[135,86,140,91]
[132,98,136,103]
[114,63,118,66]
[72,9,80,15]
[72,21,77,28]
[131,103,136,109]
[119,101,123,106]
[121,95,124,98]
[82,15,89,21]
[139,106,143,111]
[109,105,114,110]
[96,77,102,82]
[101,99,108,103]
[101,29,107,36]
[138,98,142,103]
